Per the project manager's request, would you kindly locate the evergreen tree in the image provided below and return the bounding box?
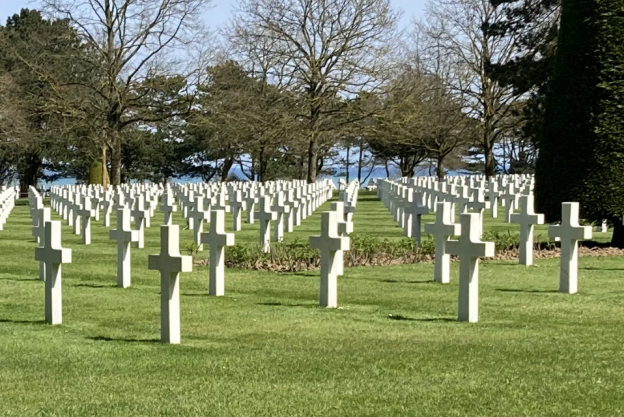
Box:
[535,0,624,246]
[487,0,560,170]
[0,9,82,192]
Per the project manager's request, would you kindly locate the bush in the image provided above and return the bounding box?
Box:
[214,234,436,273]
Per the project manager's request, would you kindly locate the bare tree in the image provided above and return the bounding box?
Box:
[417,0,524,178]
[230,0,400,183]
[41,0,212,185]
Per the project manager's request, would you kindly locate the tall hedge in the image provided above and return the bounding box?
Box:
[535,0,624,246]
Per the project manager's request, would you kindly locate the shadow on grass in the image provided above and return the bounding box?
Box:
[88,336,160,344]
[182,293,208,297]
[0,318,46,324]
[257,302,316,308]
[291,271,318,277]
[0,277,39,282]
[73,283,117,288]
[387,315,455,322]
[581,267,624,271]
[496,289,558,294]
[381,279,433,284]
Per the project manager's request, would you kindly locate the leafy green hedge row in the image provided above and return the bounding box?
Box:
[188,232,559,273]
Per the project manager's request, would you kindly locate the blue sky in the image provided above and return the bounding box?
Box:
[0,0,424,30]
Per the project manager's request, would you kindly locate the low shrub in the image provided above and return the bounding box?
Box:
[213,234,436,272]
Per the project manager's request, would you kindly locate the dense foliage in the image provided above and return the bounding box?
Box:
[534,0,624,247]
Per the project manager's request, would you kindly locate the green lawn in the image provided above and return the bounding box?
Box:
[0,192,623,416]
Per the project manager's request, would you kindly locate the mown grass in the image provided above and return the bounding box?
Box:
[0,192,623,416]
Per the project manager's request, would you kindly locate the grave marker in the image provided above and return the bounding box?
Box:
[200,210,235,296]
[446,213,495,322]
[34,221,72,325]
[548,202,592,294]
[510,195,544,266]
[309,211,350,308]
[109,208,139,288]
[424,202,460,284]
[148,225,192,344]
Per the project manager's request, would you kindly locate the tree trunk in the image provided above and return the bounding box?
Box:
[357,139,364,183]
[101,146,108,187]
[221,157,234,181]
[345,142,350,183]
[316,155,324,179]
[484,142,496,179]
[307,137,318,183]
[299,154,306,180]
[110,135,122,186]
[436,156,445,179]
[19,153,41,196]
[611,217,624,248]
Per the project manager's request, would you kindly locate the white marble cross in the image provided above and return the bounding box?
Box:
[109,208,139,288]
[501,184,519,223]
[330,201,353,277]
[404,191,429,245]
[160,188,178,226]
[548,202,592,294]
[32,205,48,245]
[34,221,72,325]
[33,207,51,281]
[189,196,210,251]
[510,195,544,266]
[90,190,101,221]
[424,202,460,284]
[467,188,490,229]
[271,191,290,242]
[78,196,95,245]
[295,189,305,225]
[455,186,472,214]
[71,192,81,235]
[131,196,149,249]
[596,220,608,233]
[229,190,246,231]
[200,209,235,296]
[66,191,74,227]
[446,213,495,323]
[245,191,258,224]
[30,195,44,231]
[309,211,350,308]
[255,195,277,252]
[487,182,499,218]
[148,224,193,344]
[212,190,230,213]
[285,189,298,233]
[102,192,113,227]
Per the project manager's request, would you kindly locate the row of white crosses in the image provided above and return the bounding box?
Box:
[25,175,593,334]
[27,178,339,343]
[339,179,359,223]
[0,185,19,231]
[173,179,335,253]
[377,175,542,263]
[422,199,590,321]
[44,180,334,291]
[378,173,534,219]
[376,174,595,321]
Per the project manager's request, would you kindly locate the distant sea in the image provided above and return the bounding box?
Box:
[37,166,458,188]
